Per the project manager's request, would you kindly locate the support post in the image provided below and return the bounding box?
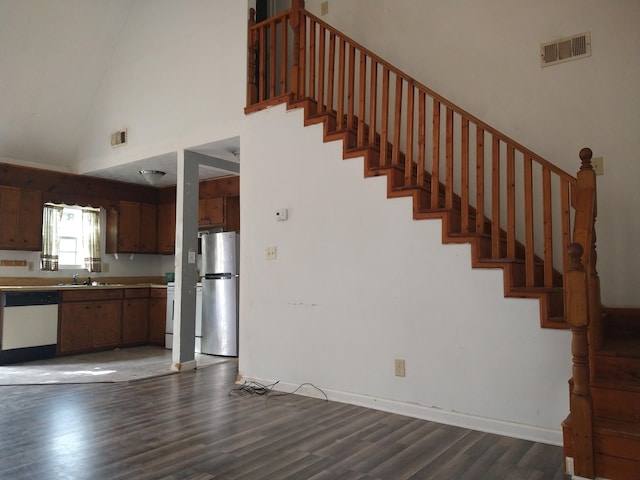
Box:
[172,150,198,372]
[565,242,595,479]
[565,147,600,480]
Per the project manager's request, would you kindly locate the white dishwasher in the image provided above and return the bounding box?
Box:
[1,291,59,365]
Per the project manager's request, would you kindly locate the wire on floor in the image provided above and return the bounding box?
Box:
[228,381,328,401]
[228,380,279,396]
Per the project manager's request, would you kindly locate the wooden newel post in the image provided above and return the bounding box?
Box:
[290,0,305,100]
[247,8,258,106]
[566,242,595,478]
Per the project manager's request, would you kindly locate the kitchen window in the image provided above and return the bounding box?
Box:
[41,204,102,272]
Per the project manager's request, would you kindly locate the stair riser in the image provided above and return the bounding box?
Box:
[596,432,640,461]
[594,355,640,383]
[595,453,640,480]
[602,308,640,340]
[592,386,640,423]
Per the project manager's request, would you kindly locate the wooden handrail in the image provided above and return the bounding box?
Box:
[248,3,575,178]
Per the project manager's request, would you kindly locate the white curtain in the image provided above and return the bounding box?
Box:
[82,208,102,272]
[40,204,63,271]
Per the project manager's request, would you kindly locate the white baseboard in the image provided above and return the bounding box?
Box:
[240,376,563,446]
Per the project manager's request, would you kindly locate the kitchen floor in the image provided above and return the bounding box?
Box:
[0,346,232,385]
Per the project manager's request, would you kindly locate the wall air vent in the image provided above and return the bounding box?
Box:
[110,129,127,147]
[541,32,591,67]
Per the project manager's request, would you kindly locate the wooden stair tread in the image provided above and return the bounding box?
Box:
[594,417,640,438]
[510,285,563,293]
[592,376,640,392]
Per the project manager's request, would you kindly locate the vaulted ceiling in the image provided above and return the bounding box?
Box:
[0,0,239,187]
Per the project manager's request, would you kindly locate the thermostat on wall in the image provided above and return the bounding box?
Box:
[275,208,288,221]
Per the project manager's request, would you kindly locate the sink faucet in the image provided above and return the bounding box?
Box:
[72,274,79,285]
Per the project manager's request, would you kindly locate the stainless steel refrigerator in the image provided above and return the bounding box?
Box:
[200,231,239,356]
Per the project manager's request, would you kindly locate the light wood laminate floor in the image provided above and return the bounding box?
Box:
[0,360,570,479]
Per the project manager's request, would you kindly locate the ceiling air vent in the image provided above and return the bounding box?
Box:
[110,129,127,147]
[541,32,591,67]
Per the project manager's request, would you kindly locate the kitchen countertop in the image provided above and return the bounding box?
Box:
[0,283,167,292]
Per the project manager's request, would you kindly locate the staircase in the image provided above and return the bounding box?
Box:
[245,2,639,478]
[562,305,640,479]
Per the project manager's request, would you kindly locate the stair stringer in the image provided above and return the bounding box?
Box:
[283,96,568,330]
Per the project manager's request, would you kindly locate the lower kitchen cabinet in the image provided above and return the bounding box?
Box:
[148,288,167,346]
[58,303,93,353]
[59,289,123,354]
[122,289,149,345]
[91,301,123,348]
[58,287,168,355]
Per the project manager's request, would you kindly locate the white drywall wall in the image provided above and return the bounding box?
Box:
[240,104,571,444]
[304,0,640,307]
[75,0,248,174]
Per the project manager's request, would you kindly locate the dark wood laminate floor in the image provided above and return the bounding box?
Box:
[0,360,570,479]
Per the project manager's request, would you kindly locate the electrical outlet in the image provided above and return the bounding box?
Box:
[394,359,406,377]
[266,246,277,260]
[27,261,33,271]
[321,1,329,15]
[592,156,604,176]
[102,262,110,273]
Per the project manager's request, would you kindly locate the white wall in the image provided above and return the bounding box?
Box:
[304,0,640,307]
[75,0,248,174]
[240,104,571,444]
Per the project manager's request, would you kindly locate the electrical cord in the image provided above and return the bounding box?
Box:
[266,382,328,401]
[228,380,279,396]
[228,380,328,401]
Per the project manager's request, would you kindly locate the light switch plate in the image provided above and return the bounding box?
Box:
[592,156,604,176]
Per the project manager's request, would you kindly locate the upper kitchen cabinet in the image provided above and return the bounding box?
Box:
[106,201,157,254]
[198,196,239,231]
[0,186,43,251]
[198,197,223,226]
[198,176,240,232]
[157,202,176,254]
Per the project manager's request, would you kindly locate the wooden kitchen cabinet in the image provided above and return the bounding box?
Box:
[0,186,43,251]
[156,202,176,254]
[59,289,123,354]
[91,301,123,348]
[106,201,157,254]
[198,196,240,231]
[58,302,93,353]
[148,288,167,346]
[139,203,157,252]
[122,289,149,346]
[198,197,224,226]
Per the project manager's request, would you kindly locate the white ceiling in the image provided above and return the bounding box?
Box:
[0,0,240,187]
